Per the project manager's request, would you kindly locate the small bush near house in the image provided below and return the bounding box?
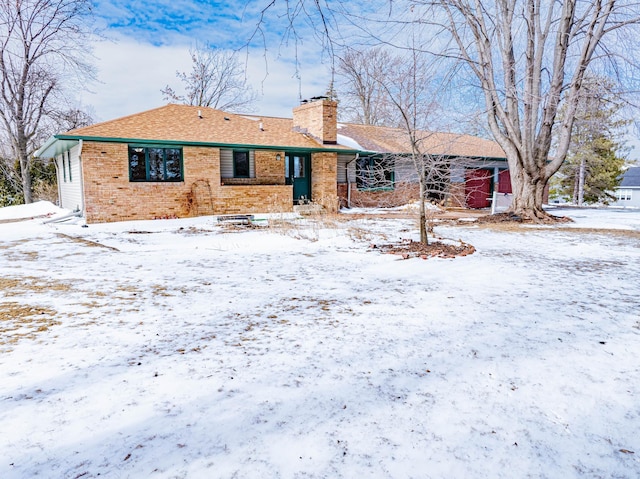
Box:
[0,158,57,207]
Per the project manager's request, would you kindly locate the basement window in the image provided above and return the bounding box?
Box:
[129,146,183,182]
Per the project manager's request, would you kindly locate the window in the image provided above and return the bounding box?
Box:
[62,153,67,183]
[129,146,183,182]
[220,149,255,179]
[66,152,72,182]
[616,189,632,201]
[356,156,394,190]
[285,154,306,179]
[233,150,250,178]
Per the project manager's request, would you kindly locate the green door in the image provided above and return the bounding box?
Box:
[285,153,311,204]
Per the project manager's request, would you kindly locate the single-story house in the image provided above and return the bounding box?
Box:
[613,167,640,208]
[36,98,510,223]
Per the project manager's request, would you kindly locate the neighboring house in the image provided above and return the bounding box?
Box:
[613,167,640,208]
[36,98,509,223]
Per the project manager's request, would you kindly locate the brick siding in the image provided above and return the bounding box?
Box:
[337,181,467,209]
[311,152,338,212]
[80,142,312,223]
[292,100,338,144]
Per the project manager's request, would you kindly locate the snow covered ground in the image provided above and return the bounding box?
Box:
[1,204,639,478]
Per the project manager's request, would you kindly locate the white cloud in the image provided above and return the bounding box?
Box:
[626,137,640,162]
[81,34,333,123]
[244,45,333,117]
[79,36,191,122]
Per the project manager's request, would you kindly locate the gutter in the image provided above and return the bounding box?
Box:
[43,209,83,224]
[34,135,59,158]
[78,139,86,217]
[52,154,62,209]
[53,134,365,156]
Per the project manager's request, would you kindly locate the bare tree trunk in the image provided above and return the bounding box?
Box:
[19,145,33,204]
[419,178,428,244]
[572,165,579,204]
[577,158,586,206]
[508,163,548,219]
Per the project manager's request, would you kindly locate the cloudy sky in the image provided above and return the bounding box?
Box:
[81,0,639,160]
[84,0,335,122]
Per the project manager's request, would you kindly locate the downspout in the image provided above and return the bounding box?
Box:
[346,153,358,208]
[77,139,86,217]
[53,155,62,207]
[43,209,83,224]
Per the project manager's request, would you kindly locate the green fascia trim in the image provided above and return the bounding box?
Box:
[39,134,507,162]
[366,152,507,162]
[35,136,80,158]
[54,134,363,155]
[358,187,396,192]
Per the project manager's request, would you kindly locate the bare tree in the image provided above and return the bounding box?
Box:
[252,0,640,221]
[339,45,464,244]
[162,44,257,112]
[0,0,94,204]
[426,0,640,220]
[336,47,401,126]
[0,105,94,206]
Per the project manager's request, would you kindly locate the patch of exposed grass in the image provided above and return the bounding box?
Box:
[56,233,120,251]
[152,285,173,297]
[467,220,640,239]
[0,302,60,352]
[0,276,74,297]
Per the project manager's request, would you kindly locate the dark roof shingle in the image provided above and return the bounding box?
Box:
[620,167,640,187]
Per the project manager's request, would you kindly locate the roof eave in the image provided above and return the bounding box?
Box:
[53,134,361,154]
[35,136,80,158]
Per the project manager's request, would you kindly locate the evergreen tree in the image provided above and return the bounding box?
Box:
[0,157,56,207]
[554,78,629,205]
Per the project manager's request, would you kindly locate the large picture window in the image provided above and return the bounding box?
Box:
[129,146,183,182]
[356,156,394,190]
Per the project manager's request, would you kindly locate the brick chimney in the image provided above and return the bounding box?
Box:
[292,97,337,144]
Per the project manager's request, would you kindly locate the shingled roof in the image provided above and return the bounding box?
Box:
[337,123,505,158]
[54,104,347,151]
[619,167,640,187]
[38,103,505,159]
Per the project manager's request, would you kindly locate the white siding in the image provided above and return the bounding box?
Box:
[220,149,255,178]
[58,144,83,212]
[395,158,419,182]
[613,187,640,208]
[337,154,357,183]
